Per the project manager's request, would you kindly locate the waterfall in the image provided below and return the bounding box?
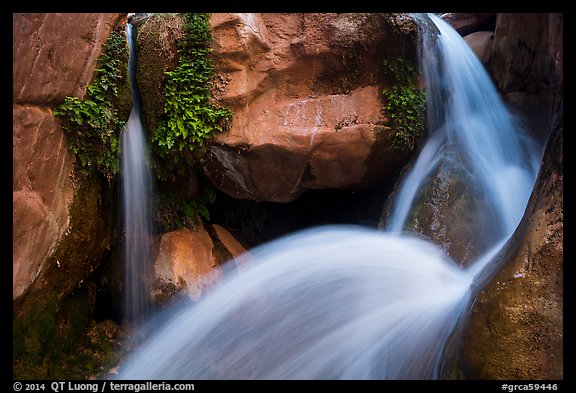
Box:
[388,14,540,239]
[387,13,540,280]
[120,22,154,330]
[115,14,541,379]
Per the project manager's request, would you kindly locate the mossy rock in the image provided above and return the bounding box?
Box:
[53,26,132,182]
[13,169,117,379]
[382,150,500,267]
[136,13,184,140]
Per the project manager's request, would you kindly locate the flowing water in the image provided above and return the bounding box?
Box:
[120,22,154,330]
[116,14,542,379]
[388,14,540,242]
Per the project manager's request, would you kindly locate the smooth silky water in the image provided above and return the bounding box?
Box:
[121,22,154,330]
[115,14,542,379]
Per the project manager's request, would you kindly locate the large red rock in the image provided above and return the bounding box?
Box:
[13,13,125,105]
[12,105,74,300]
[137,13,418,203]
[12,13,125,300]
[198,13,417,202]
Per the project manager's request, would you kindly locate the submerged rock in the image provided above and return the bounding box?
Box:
[386,152,501,267]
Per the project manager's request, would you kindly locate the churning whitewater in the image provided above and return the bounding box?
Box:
[116,14,541,379]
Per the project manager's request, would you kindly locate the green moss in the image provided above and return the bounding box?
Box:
[53,28,130,182]
[151,13,233,181]
[13,168,116,379]
[381,56,427,151]
[13,284,97,379]
[13,283,124,380]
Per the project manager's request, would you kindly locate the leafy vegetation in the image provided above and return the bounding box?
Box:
[154,186,217,232]
[151,13,233,180]
[53,29,129,182]
[381,56,427,151]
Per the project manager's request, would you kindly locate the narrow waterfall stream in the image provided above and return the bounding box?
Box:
[115,14,543,379]
[120,22,154,331]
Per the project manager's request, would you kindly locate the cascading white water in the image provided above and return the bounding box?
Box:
[120,22,154,329]
[118,227,473,379]
[388,14,540,240]
[116,14,542,379]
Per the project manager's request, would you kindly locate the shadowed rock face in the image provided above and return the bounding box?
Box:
[458,124,562,380]
[448,13,563,380]
[441,13,496,36]
[137,13,420,202]
[487,13,563,144]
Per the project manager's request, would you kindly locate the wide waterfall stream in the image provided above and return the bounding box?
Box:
[116,14,542,379]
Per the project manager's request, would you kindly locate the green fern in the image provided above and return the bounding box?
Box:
[152,13,233,179]
[381,57,427,151]
[53,30,128,182]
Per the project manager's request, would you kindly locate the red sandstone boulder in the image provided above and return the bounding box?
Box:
[137,13,419,202]
[203,13,415,202]
[12,106,75,299]
[151,223,247,302]
[12,12,125,300]
[13,13,125,105]
[464,31,493,64]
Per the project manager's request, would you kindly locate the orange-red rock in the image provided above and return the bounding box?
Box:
[152,223,247,302]
[198,13,415,202]
[12,13,125,301]
[153,225,220,301]
[441,13,496,36]
[12,105,74,300]
[13,13,125,105]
